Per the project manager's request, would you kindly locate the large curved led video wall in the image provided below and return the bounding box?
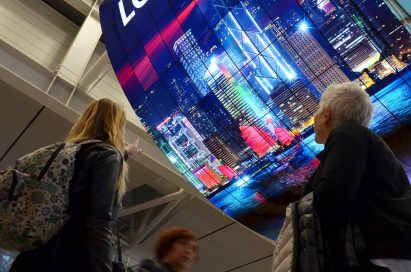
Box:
[100,0,411,238]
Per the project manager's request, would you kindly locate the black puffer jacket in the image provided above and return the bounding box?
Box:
[10,142,122,272]
[294,192,324,272]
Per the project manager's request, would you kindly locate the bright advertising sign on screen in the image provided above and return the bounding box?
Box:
[100,0,411,239]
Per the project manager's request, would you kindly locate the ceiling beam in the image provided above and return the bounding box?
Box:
[120,188,185,217]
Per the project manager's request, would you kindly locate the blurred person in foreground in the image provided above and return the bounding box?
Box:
[302,82,411,271]
[136,227,199,272]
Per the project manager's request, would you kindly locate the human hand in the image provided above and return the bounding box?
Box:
[125,137,143,156]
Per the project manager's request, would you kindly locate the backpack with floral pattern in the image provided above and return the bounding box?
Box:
[0,140,100,252]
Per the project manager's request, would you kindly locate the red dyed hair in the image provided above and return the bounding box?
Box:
[155,227,199,261]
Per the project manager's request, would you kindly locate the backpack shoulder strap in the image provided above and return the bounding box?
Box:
[15,140,102,182]
[37,142,66,180]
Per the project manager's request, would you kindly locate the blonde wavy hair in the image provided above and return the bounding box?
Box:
[66,98,128,201]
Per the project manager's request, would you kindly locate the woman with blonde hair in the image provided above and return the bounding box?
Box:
[10,98,128,272]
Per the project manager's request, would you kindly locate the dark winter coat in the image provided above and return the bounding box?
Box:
[303,123,411,271]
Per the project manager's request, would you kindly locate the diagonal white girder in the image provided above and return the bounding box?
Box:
[125,196,189,249]
[120,188,185,217]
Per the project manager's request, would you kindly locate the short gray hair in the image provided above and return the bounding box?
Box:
[319,82,374,127]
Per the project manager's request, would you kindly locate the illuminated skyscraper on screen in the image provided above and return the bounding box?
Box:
[346,0,411,56]
[173,30,210,97]
[270,80,319,128]
[270,21,351,93]
[319,5,380,72]
[173,28,291,146]
[197,91,250,159]
[207,64,275,129]
[203,134,240,169]
[297,0,411,80]
[156,113,218,172]
[212,0,297,95]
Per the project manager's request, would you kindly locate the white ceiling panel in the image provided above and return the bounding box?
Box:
[228,256,273,272]
[0,80,43,165]
[126,159,161,191]
[191,223,273,272]
[0,107,72,169]
[148,197,234,240]
[126,196,235,258]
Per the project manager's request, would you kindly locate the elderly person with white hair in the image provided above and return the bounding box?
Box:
[300,82,411,272]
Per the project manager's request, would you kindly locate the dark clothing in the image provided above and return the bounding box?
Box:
[10,142,122,272]
[303,123,411,271]
[134,259,174,272]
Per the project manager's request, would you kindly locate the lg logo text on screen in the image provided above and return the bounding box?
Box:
[118,0,149,26]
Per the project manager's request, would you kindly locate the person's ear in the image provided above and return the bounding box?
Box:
[321,107,332,125]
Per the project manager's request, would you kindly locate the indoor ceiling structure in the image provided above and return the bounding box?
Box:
[0,0,275,270]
